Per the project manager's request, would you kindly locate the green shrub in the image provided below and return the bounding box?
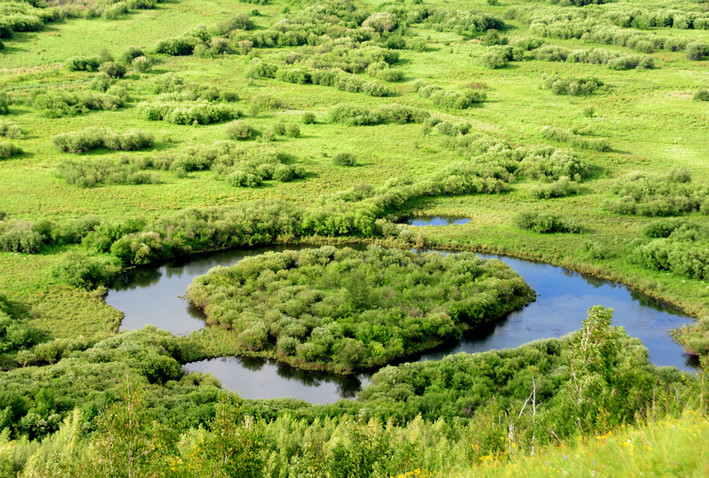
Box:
[0,92,10,115]
[53,127,154,153]
[686,41,709,60]
[131,56,152,73]
[99,61,127,79]
[34,90,124,118]
[530,177,579,199]
[0,141,22,159]
[121,47,145,64]
[64,56,101,72]
[225,120,257,141]
[333,152,357,167]
[0,222,43,253]
[57,158,160,188]
[154,37,196,56]
[606,172,706,217]
[482,49,509,69]
[693,89,709,101]
[0,121,22,139]
[0,310,34,354]
[376,69,405,82]
[329,104,429,126]
[227,170,263,187]
[141,102,240,125]
[542,74,603,96]
[102,2,128,20]
[515,212,583,234]
[51,251,122,289]
[284,124,300,138]
[643,219,694,238]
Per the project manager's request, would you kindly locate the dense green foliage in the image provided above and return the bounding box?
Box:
[0,308,700,477]
[53,128,155,154]
[187,247,534,371]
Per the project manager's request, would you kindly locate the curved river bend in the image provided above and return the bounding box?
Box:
[107,246,694,404]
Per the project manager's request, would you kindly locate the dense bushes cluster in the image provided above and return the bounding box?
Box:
[53,163,510,267]
[633,220,709,280]
[248,60,397,98]
[140,102,241,125]
[634,237,709,281]
[542,74,603,96]
[533,46,654,70]
[54,142,306,188]
[53,127,154,153]
[0,305,34,355]
[0,328,220,441]
[449,133,592,182]
[33,90,125,118]
[542,126,611,152]
[57,158,160,188]
[530,176,579,199]
[2,307,694,475]
[515,211,583,234]
[606,170,707,217]
[0,216,106,254]
[513,5,700,54]
[328,103,429,126]
[187,247,535,371]
[414,81,487,108]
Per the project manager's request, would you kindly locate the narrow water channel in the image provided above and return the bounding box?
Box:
[106,245,694,404]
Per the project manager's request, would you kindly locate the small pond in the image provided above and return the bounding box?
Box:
[106,246,695,403]
[405,216,471,226]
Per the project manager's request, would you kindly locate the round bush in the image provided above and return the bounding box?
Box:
[332,152,357,167]
[225,120,257,141]
[131,56,152,73]
[99,62,127,79]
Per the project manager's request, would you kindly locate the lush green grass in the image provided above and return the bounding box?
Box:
[0,0,707,344]
[468,411,709,478]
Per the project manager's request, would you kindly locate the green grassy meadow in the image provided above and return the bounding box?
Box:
[1,0,709,474]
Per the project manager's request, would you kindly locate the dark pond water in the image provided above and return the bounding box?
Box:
[405,216,471,226]
[185,357,367,404]
[106,246,694,403]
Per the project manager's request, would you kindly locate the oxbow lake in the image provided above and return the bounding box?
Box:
[106,246,694,404]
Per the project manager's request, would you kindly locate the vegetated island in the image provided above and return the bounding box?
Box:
[186,246,535,372]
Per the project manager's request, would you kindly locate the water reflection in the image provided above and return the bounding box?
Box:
[406,216,471,226]
[184,357,368,404]
[417,254,692,371]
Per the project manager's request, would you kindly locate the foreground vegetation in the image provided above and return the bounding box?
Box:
[0,307,703,477]
[1,0,708,474]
